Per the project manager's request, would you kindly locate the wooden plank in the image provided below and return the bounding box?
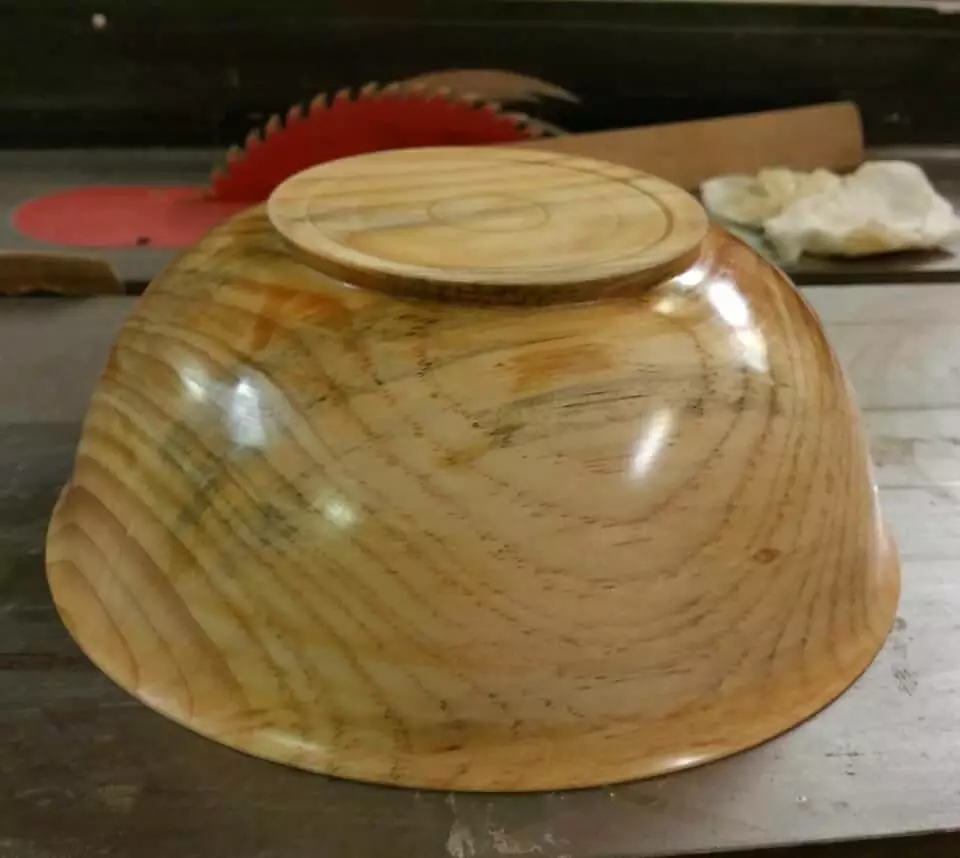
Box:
[0,252,122,296]
[515,103,864,189]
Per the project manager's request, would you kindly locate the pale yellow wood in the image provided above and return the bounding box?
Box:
[0,252,122,295]
[46,148,899,791]
[267,147,708,302]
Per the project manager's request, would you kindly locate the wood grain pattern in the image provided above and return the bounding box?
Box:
[514,102,865,190]
[267,147,707,301]
[45,149,899,791]
[0,252,122,296]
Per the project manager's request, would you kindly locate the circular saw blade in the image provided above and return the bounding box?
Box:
[209,85,551,203]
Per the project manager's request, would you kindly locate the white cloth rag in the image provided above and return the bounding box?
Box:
[701,161,960,263]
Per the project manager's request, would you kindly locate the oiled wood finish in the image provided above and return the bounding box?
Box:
[268,148,707,301]
[46,149,899,791]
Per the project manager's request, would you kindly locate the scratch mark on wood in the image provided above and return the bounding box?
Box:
[889,615,919,696]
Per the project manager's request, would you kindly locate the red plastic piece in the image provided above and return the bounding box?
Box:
[14,186,246,249]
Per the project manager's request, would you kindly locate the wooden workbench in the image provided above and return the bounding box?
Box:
[2,288,959,857]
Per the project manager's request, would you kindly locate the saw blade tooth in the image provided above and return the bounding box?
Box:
[496,109,562,138]
[359,81,379,98]
[545,122,566,136]
[500,110,532,127]
[455,91,483,108]
[525,118,564,137]
[264,114,283,136]
[208,81,548,200]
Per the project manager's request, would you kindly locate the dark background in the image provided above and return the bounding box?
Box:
[1,0,958,149]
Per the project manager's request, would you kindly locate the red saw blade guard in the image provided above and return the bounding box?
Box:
[210,88,544,202]
[13,87,548,250]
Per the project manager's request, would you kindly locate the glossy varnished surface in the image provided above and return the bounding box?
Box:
[46,196,897,789]
[268,147,707,300]
[9,287,960,855]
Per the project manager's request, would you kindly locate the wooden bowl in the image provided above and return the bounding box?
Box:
[46,147,899,791]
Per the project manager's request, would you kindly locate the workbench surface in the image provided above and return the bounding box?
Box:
[2,288,959,858]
